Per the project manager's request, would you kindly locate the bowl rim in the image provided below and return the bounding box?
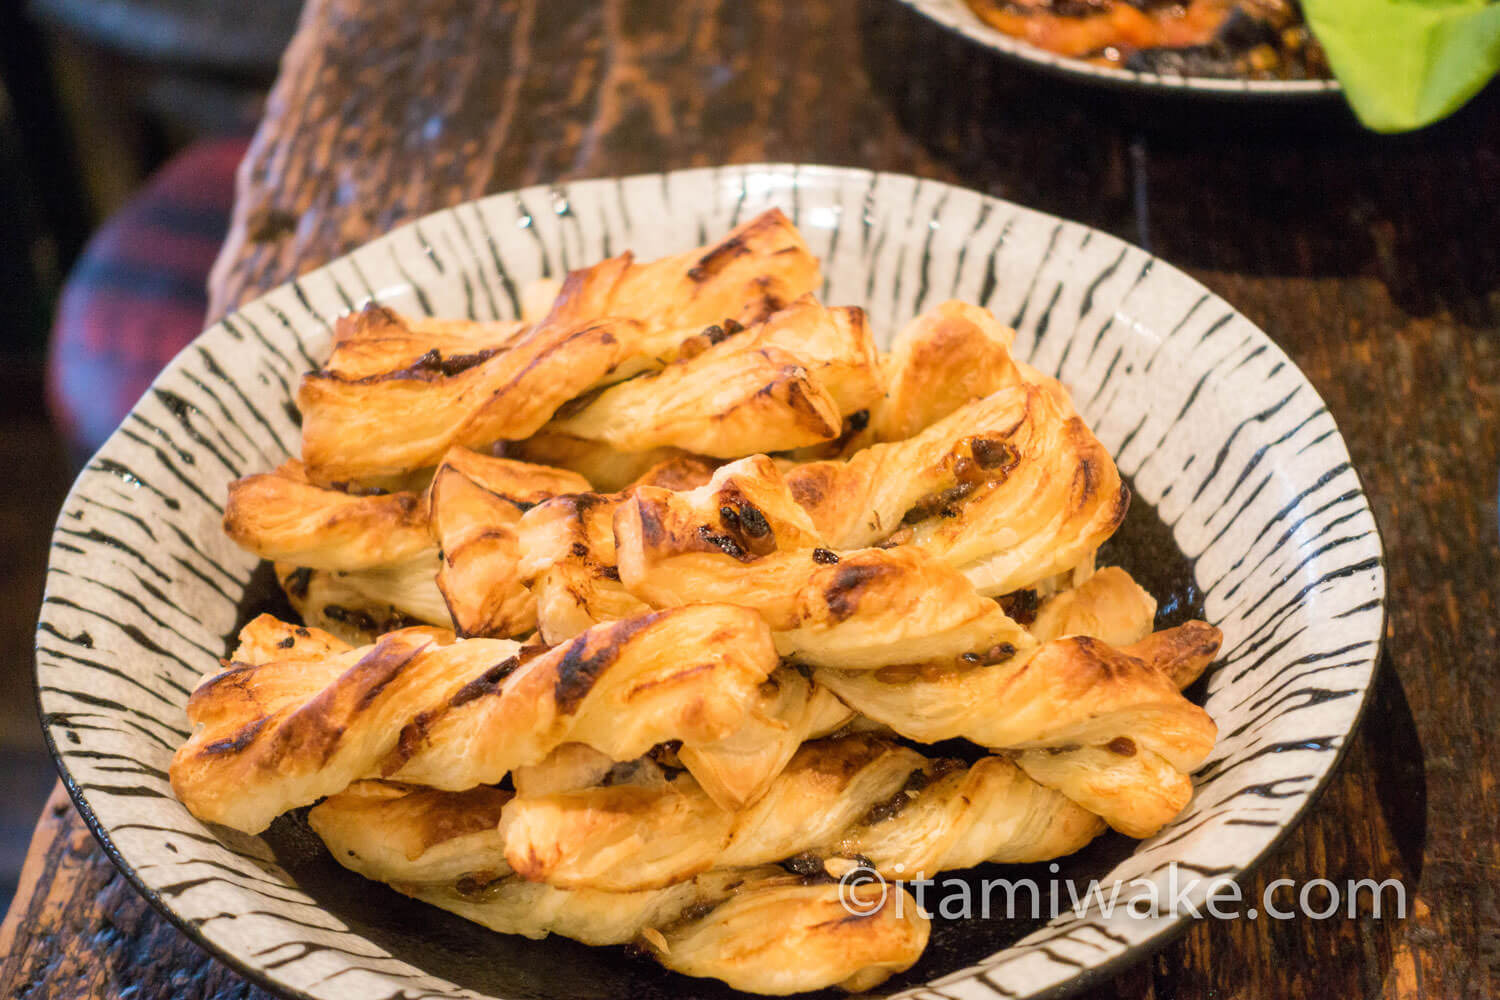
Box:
[36,161,1386,1000]
[891,0,1346,100]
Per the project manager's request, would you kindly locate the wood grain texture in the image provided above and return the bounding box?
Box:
[6,0,1498,997]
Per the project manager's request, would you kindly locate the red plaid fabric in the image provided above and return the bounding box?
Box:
[47,137,249,459]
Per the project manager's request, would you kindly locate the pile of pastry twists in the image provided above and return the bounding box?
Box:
[172,210,1221,996]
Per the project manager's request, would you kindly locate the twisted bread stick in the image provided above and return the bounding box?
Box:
[404,870,928,995]
[172,626,515,832]
[614,456,1031,668]
[499,735,1102,892]
[323,305,529,380]
[223,460,431,571]
[381,605,778,789]
[542,208,821,333]
[785,383,1127,596]
[299,210,821,486]
[544,297,882,458]
[171,605,777,832]
[814,624,1220,837]
[310,769,929,995]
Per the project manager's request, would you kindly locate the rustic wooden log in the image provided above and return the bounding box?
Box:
[5,0,1497,997]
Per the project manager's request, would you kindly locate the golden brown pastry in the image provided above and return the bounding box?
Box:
[223,460,432,571]
[541,208,821,333]
[814,624,1221,837]
[514,492,649,644]
[543,298,880,458]
[228,612,353,668]
[298,316,675,486]
[500,735,1101,892]
[171,605,777,832]
[786,382,1128,595]
[276,556,450,645]
[866,300,1023,444]
[171,624,509,832]
[1120,619,1222,690]
[323,304,530,380]
[381,605,779,790]
[426,447,589,638]
[308,780,513,885]
[675,667,853,810]
[506,433,684,492]
[614,456,1032,668]
[1030,564,1157,646]
[299,211,822,486]
[311,778,927,995]
[640,873,927,994]
[183,210,1229,995]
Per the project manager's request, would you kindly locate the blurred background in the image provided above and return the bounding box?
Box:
[0,0,301,913]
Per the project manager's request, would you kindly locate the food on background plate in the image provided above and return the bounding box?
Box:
[171,209,1222,995]
[964,0,1328,80]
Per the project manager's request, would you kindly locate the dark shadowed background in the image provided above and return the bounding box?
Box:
[0,0,300,914]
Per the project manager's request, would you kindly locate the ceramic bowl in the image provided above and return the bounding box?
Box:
[37,164,1384,1000]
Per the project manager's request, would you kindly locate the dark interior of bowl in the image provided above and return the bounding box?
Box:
[232,476,1205,999]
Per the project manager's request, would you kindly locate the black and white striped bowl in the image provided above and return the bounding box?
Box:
[893,0,1343,99]
[37,165,1384,1000]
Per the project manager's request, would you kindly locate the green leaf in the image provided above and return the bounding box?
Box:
[1301,0,1500,132]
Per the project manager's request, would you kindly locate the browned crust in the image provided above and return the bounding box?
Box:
[222,460,431,571]
[1120,620,1223,690]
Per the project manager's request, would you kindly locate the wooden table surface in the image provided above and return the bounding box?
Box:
[4,0,1498,997]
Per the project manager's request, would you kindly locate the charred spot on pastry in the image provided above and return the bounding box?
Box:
[824,561,891,621]
[383,710,435,775]
[599,565,621,581]
[294,627,311,637]
[847,408,870,434]
[553,613,658,713]
[998,589,1040,626]
[861,769,930,825]
[449,655,522,708]
[199,716,269,756]
[346,637,427,712]
[1107,736,1138,757]
[283,567,313,599]
[812,548,840,565]
[277,636,296,649]
[787,473,825,510]
[570,541,590,558]
[404,346,503,379]
[687,233,750,282]
[678,322,737,361]
[648,740,685,773]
